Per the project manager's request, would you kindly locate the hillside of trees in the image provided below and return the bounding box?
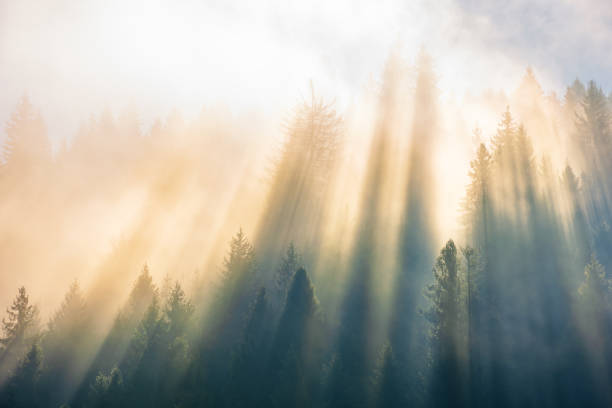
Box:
[2,53,612,407]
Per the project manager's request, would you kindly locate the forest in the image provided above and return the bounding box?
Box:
[1,50,612,408]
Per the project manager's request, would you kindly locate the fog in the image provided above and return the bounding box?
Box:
[2,1,612,407]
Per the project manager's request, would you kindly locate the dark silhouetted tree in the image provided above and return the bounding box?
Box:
[373,343,402,408]
[0,287,39,382]
[0,343,42,408]
[425,239,466,408]
[87,367,124,408]
[227,287,269,407]
[274,242,302,311]
[270,268,321,408]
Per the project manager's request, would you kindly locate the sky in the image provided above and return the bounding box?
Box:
[1,0,612,147]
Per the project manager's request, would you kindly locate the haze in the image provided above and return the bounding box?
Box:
[2,1,612,407]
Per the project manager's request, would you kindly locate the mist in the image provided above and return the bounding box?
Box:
[2,1,612,407]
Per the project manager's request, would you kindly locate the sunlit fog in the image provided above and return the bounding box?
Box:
[2,0,612,407]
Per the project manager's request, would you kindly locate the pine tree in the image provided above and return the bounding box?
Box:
[115,281,194,407]
[561,165,591,264]
[154,282,194,407]
[119,295,164,406]
[0,287,39,381]
[227,287,268,407]
[190,230,260,407]
[0,287,39,351]
[39,280,88,406]
[128,264,156,319]
[516,67,543,102]
[578,255,611,314]
[463,142,491,246]
[577,81,611,155]
[565,79,586,111]
[120,294,161,382]
[273,267,319,369]
[490,107,520,208]
[514,124,537,211]
[373,343,402,408]
[88,367,124,408]
[461,245,485,407]
[274,243,302,309]
[160,273,173,304]
[46,280,87,335]
[515,125,535,178]
[2,96,50,172]
[208,228,258,345]
[491,106,516,162]
[425,239,466,408]
[164,282,194,339]
[0,343,42,408]
[219,228,256,303]
[574,255,612,405]
[269,268,323,407]
[74,266,158,406]
[255,88,342,276]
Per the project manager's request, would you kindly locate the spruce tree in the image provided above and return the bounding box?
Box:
[75,266,158,406]
[274,242,302,310]
[578,81,611,155]
[88,367,124,408]
[425,239,466,408]
[40,280,88,407]
[463,143,491,246]
[227,287,268,407]
[46,280,87,335]
[128,264,157,319]
[274,267,318,362]
[164,282,194,339]
[160,282,194,405]
[578,255,611,317]
[2,96,50,172]
[575,255,612,405]
[0,343,42,408]
[0,287,39,382]
[208,228,258,349]
[561,165,591,264]
[0,287,39,351]
[270,268,320,408]
[218,228,257,307]
[373,343,402,408]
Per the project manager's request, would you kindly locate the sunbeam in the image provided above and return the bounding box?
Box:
[2,1,612,407]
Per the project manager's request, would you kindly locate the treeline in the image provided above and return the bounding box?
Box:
[2,54,612,408]
[0,95,260,323]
